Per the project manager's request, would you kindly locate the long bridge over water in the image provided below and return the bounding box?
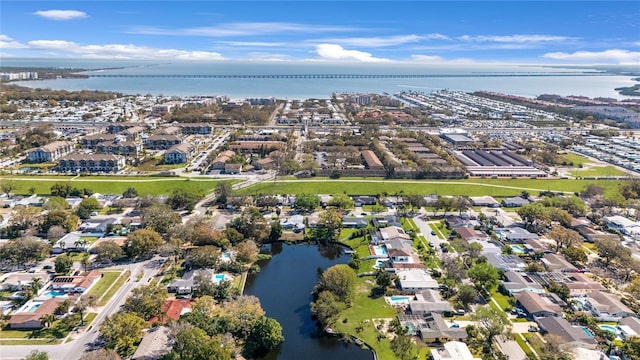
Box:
[87,73,605,79]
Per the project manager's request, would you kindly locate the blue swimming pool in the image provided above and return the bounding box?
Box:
[582,327,595,338]
[41,290,67,299]
[388,296,411,305]
[213,274,226,284]
[599,324,619,335]
[373,259,387,269]
[370,245,387,256]
[510,244,525,253]
[26,303,41,313]
[221,253,231,261]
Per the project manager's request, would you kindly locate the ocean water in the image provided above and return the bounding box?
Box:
[4,59,637,100]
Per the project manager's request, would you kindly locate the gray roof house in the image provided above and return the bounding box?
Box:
[486,253,527,272]
[397,269,439,291]
[132,326,170,360]
[542,253,578,273]
[342,216,369,228]
[501,272,545,295]
[583,291,634,321]
[399,313,467,343]
[536,317,597,349]
[408,290,453,315]
[515,291,564,318]
[495,227,539,242]
[501,196,531,208]
[619,316,640,339]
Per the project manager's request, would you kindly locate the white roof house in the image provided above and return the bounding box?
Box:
[431,341,481,360]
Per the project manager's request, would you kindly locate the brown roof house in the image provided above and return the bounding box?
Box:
[9,298,67,329]
[51,270,101,294]
[582,291,634,321]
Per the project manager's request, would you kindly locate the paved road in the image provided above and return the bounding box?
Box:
[0,258,162,360]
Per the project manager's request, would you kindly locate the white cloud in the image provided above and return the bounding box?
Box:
[0,35,27,49]
[218,41,287,47]
[542,49,640,64]
[247,52,293,61]
[34,10,88,21]
[460,34,574,43]
[409,54,444,63]
[27,40,225,60]
[314,44,391,62]
[129,22,356,37]
[312,34,449,47]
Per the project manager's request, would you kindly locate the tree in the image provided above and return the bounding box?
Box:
[390,334,416,360]
[516,202,552,232]
[235,240,259,265]
[193,275,233,301]
[64,214,80,232]
[255,195,279,210]
[122,187,138,198]
[73,294,98,325]
[529,333,574,360]
[268,220,283,242]
[169,326,233,360]
[100,311,147,356]
[315,264,357,304]
[122,284,168,321]
[125,229,164,259]
[55,299,71,315]
[316,209,343,242]
[245,316,285,357]
[467,262,500,293]
[55,254,74,274]
[563,245,588,264]
[0,237,50,264]
[327,194,355,210]
[229,207,271,243]
[47,225,66,243]
[215,182,233,205]
[141,204,182,235]
[22,351,49,360]
[595,237,630,266]
[43,196,70,211]
[31,277,44,294]
[50,183,72,197]
[454,196,472,215]
[548,225,582,252]
[79,349,122,360]
[95,240,125,262]
[472,305,511,352]
[0,179,16,197]
[78,197,101,211]
[310,290,346,326]
[188,246,221,269]
[457,284,479,310]
[167,188,202,212]
[222,295,266,338]
[294,194,320,212]
[40,313,55,328]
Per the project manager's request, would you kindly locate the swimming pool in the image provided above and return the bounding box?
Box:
[41,290,67,299]
[373,259,387,269]
[370,245,387,257]
[25,303,41,313]
[582,327,595,338]
[221,253,232,261]
[599,324,619,335]
[388,296,411,305]
[510,244,525,253]
[213,274,227,285]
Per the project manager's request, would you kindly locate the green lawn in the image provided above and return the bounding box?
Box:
[0,339,62,345]
[570,165,627,177]
[516,333,536,359]
[491,289,514,311]
[98,270,130,306]
[238,178,623,198]
[0,176,236,196]
[429,223,445,240]
[561,153,592,166]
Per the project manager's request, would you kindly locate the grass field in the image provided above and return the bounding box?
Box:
[561,153,592,166]
[239,178,625,198]
[570,165,628,177]
[0,176,236,196]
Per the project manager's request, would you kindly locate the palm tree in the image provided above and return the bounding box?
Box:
[40,314,55,328]
[74,239,89,251]
[73,295,97,326]
[57,239,66,250]
[30,277,43,295]
[80,252,91,272]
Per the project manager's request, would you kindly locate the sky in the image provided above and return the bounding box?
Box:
[0,1,639,65]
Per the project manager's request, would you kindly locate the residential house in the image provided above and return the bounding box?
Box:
[228,141,286,153]
[351,195,377,206]
[167,269,224,294]
[619,316,640,339]
[57,154,125,173]
[398,313,467,342]
[501,272,545,295]
[397,269,439,291]
[132,326,170,360]
[431,341,481,360]
[1,272,50,292]
[156,126,181,135]
[342,216,369,228]
[210,150,235,170]
[582,291,634,321]
[372,215,401,228]
[177,123,212,135]
[501,196,531,208]
[515,291,564,318]
[444,215,468,229]
[144,135,182,150]
[494,227,539,243]
[604,215,640,235]
[150,299,192,324]
[254,157,274,170]
[536,317,598,349]
[379,226,411,242]
[51,270,101,293]
[280,215,305,231]
[9,298,67,329]
[535,272,604,296]
[163,143,195,164]
[119,126,145,140]
[542,253,578,272]
[224,163,242,174]
[454,227,490,242]
[485,253,526,272]
[79,134,117,149]
[470,196,500,208]
[576,226,620,243]
[95,140,143,158]
[408,289,453,315]
[28,141,75,162]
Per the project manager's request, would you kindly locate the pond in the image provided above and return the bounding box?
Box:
[244,243,373,360]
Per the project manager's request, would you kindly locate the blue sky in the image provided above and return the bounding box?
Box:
[1,1,639,64]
